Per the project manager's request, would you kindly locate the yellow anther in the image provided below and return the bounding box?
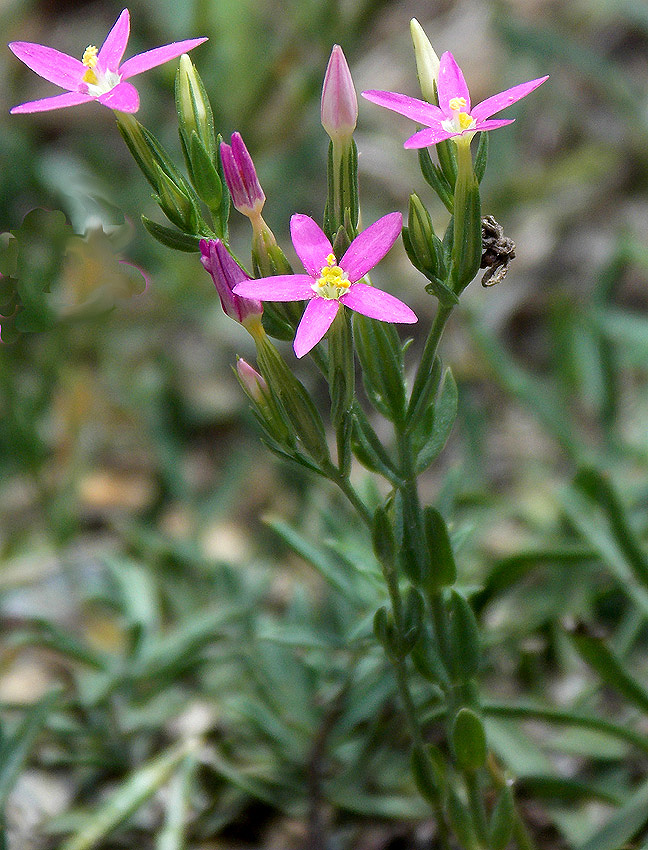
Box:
[448,96,467,111]
[82,45,98,68]
[458,112,474,130]
[314,257,350,299]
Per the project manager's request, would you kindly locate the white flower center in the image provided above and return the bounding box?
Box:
[313,253,351,300]
[441,96,476,136]
[80,44,121,96]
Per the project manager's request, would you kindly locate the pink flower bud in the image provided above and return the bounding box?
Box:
[220,133,265,217]
[321,45,358,143]
[199,238,263,327]
[236,358,268,402]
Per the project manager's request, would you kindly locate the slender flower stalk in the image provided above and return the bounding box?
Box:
[362,51,548,148]
[199,239,263,333]
[234,213,416,358]
[9,8,206,114]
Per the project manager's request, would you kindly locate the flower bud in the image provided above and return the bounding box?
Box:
[236,358,268,402]
[220,133,265,218]
[410,19,440,104]
[199,239,263,329]
[321,45,358,144]
[175,54,216,158]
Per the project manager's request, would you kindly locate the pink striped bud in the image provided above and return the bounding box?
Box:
[220,133,265,217]
[199,239,263,328]
[321,45,357,143]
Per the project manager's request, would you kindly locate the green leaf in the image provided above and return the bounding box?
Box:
[569,624,648,715]
[353,314,407,424]
[415,367,458,473]
[0,689,61,810]
[577,776,648,850]
[60,743,195,850]
[141,217,202,252]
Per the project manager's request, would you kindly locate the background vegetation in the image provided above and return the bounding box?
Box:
[2,0,648,847]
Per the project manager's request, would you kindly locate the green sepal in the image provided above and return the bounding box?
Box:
[489,786,515,850]
[423,506,458,591]
[418,147,454,212]
[451,707,487,772]
[410,744,444,805]
[448,590,481,682]
[354,313,407,424]
[414,367,458,472]
[350,411,400,482]
[261,304,299,341]
[403,194,448,284]
[324,139,359,242]
[423,275,460,307]
[153,165,201,234]
[451,140,482,293]
[188,132,223,210]
[175,56,216,160]
[255,335,329,466]
[328,309,354,429]
[474,131,489,185]
[141,216,202,252]
[436,138,458,188]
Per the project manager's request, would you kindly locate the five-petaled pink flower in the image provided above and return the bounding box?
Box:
[233,212,416,358]
[9,8,207,114]
[362,51,548,148]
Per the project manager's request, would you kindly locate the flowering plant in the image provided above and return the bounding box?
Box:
[7,11,568,849]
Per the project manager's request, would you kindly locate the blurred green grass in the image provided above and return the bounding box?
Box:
[2,0,648,847]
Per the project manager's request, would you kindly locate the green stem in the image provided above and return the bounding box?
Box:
[324,463,373,527]
[407,303,454,428]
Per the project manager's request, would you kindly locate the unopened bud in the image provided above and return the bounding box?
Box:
[199,239,263,329]
[321,45,358,144]
[220,133,265,218]
[410,19,440,104]
[176,54,216,158]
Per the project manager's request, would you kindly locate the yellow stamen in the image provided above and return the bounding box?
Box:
[314,254,350,299]
[448,96,467,111]
[82,45,98,68]
[458,112,474,130]
[81,45,99,84]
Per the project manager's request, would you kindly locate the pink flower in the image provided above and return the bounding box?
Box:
[9,9,207,114]
[362,51,548,148]
[321,45,357,142]
[220,133,265,217]
[200,239,263,328]
[233,213,416,358]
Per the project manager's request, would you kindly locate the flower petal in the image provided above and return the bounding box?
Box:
[294,297,339,358]
[437,51,471,114]
[8,42,83,89]
[404,126,456,148]
[10,90,95,113]
[474,118,515,131]
[361,90,443,126]
[97,80,139,111]
[290,215,332,277]
[340,283,417,324]
[471,75,548,121]
[233,275,314,301]
[97,8,130,73]
[119,37,208,78]
[339,212,402,282]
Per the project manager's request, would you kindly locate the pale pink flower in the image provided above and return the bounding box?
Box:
[362,51,548,148]
[9,9,207,114]
[233,213,416,358]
